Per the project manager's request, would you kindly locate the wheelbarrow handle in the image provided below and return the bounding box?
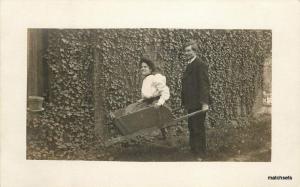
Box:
[162,109,208,128]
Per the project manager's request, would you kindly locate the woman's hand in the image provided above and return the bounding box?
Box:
[154,102,162,109]
[137,99,144,103]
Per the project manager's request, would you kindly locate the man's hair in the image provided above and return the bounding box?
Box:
[140,57,156,72]
[184,40,199,52]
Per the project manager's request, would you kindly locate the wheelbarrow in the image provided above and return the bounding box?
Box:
[105,101,207,146]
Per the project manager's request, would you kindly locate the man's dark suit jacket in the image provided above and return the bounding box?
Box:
[181,57,210,110]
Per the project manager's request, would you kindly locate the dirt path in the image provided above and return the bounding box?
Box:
[107,132,271,162]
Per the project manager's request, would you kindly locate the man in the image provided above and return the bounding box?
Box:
[181,40,210,161]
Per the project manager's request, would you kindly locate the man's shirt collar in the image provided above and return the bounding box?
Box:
[188,56,197,64]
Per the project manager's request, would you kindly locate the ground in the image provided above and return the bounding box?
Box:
[93,114,271,162]
[27,114,271,162]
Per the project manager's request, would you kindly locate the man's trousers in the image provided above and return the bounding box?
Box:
[188,108,207,156]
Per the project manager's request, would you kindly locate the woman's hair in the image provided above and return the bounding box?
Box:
[140,57,156,73]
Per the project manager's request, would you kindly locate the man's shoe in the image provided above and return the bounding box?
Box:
[196,157,203,161]
[191,151,207,161]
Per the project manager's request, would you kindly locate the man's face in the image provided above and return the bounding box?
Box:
[184,45,196,60]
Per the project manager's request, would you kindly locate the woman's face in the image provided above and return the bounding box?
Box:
[140,62,152,76]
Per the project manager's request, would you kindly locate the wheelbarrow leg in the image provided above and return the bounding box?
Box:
[160,128,168,140]
[157,107,168,140]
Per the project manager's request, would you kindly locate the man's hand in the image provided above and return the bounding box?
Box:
[202,104,209,111]
[109,112,116,119]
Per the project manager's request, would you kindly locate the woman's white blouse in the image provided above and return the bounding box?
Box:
[141,74,170,106]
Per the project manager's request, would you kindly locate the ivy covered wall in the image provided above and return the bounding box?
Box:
[45,29,271,141]
[42,30,95,152]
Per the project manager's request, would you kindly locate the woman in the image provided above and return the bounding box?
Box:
[111,57,170,138]
[139,57,170,107]
[139,57,170,139]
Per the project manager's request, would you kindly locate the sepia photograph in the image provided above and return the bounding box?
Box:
[2,1,300,187]
[27,28,272,162]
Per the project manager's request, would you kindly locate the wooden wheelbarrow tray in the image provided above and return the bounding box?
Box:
[105,102,207,146]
